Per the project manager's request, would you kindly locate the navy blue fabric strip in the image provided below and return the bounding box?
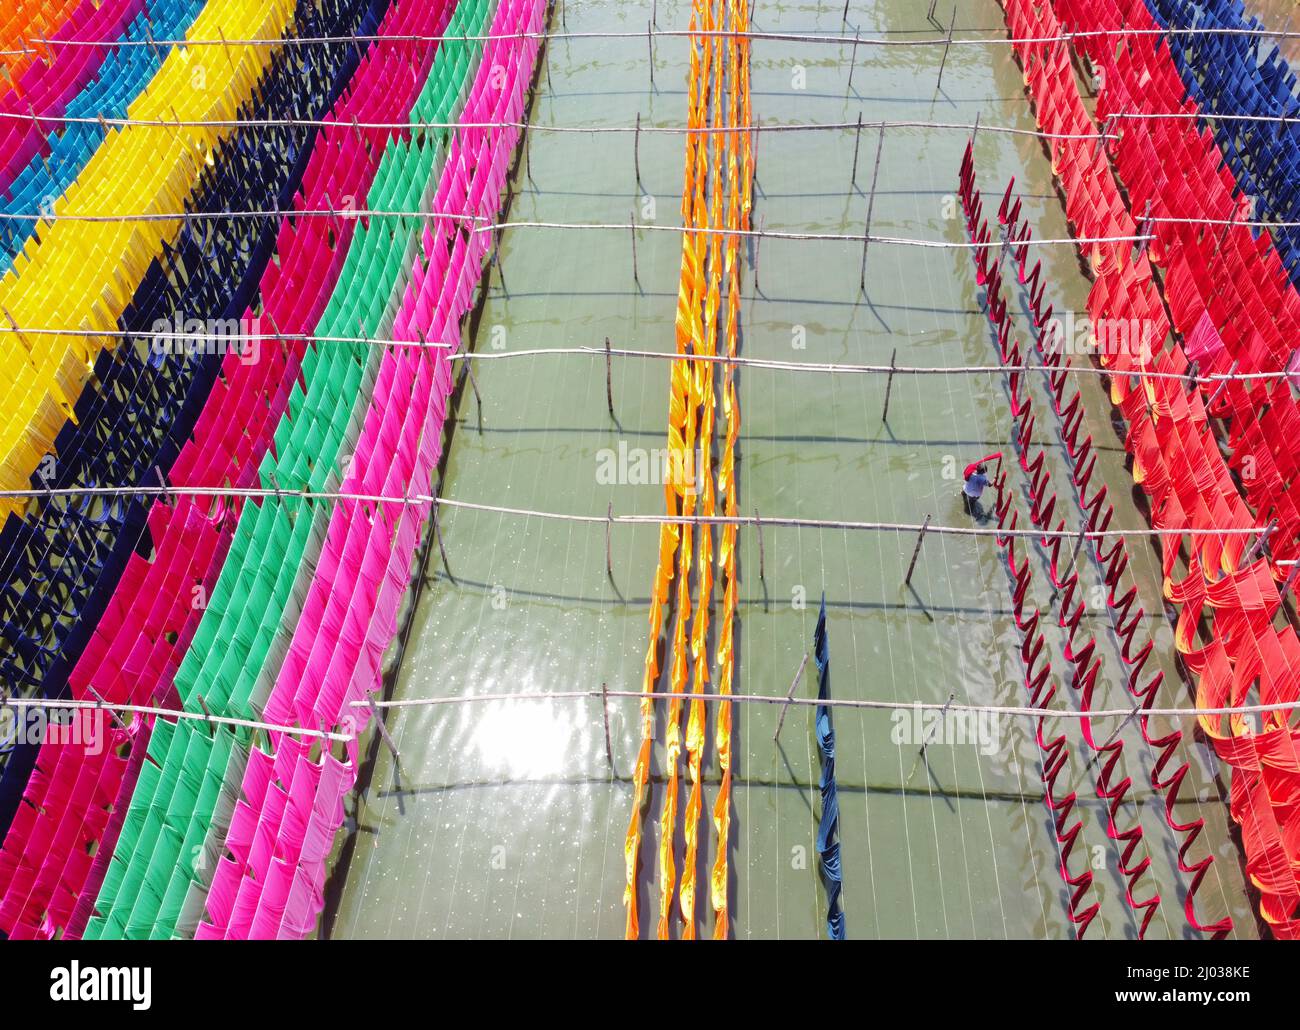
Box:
[814,595,846,940]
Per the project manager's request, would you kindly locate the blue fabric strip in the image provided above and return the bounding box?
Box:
[814,595,846,940]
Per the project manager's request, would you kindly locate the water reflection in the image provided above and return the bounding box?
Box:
[471,698,579,780]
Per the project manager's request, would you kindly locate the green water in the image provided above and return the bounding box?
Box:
[324,0,1259,940]
[1250,0,1299,64]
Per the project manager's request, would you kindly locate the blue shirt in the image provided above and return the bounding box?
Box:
[963,473,990,498]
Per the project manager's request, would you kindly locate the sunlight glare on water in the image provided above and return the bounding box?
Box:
[471,699,581,780]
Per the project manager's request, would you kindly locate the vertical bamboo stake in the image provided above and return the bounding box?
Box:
[601,682,615,770]
[935,7,956,94]
[630,211,640,289]
[634,112,643,187]
[846,28,860,95]
[605,336,616,422]
[859,123,885,293]
[606,502,616,588]
[773,652,811,742]
[368,695,402,764]
[881,348,898,423]
[850,112,863,189]
[903,514,932,587]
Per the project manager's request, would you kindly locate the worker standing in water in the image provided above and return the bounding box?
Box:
[961,464,989,516]
[960,454,1000,517]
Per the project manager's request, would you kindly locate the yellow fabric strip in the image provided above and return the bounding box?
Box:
[618,0,702,941]
[709,0,749,940]
[677,0,726,941]
[624,0,706,940]
[625,0,750,940]
[0,0,299,518]
[623,0,751,940]
[653,0,711,939]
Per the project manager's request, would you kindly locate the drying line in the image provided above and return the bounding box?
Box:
[2,206,1296,232]
[0,114,1101,137]
[491,222,1131,248]
[0,696,350,742]
[1146,215,1300,229]
[0,208,486,224]
[7,689,1294,732]
[1109,111,1300,125]
[4,110,1294,131]
[2,331,1298,385]
[0,208,1158,248]
[0,484,1276,541]
[12,201,1300,232]
[1,25,1296,56]
[350,689,1300,722]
